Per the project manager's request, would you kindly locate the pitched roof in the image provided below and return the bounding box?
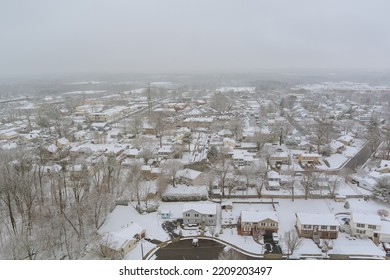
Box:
[296,213,339,226]
[183,203,216,215]
[352,213,381,226]
[241,210,278,223]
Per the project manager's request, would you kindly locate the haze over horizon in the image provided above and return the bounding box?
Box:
[1,0,390,78]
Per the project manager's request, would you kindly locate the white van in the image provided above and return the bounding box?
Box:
[272,232,279,243]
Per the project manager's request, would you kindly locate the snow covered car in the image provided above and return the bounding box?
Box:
[272,232,279,243]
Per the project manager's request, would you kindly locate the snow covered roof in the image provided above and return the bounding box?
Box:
[330,140,344,150]
[103,223,145,251]
[183,117,214,123]
[218,129,233,136]
[351,212,381,226]
[377,160,390,171]
[47,144,58,153]
[241,210,278,223]
[178,168,202,180]
[183,203,217,215]
[338,135,354,142]
[267,170,281,179]
[296,213,339,226]
[329,237,385,258]
[57,137,69,145]
[379,221,390,235]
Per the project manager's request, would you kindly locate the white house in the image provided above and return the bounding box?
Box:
[350,212,381,242]
[99,223,146,259]
[183,203,217,226]
[267,170,281,190]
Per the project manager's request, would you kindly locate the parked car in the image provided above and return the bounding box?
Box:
[272,232,279,243]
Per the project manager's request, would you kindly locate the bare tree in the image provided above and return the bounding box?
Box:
[126,163,143,208]
[218,247,246,260]
[228,117,243,140]
[208,147,234,199]
[181,132,193,158]
[301,172,314,200]
[284,228,303,258]
[209,93,232,112]
[161,160,183,188]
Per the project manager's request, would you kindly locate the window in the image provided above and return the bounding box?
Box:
[357,223,365,228]
[303,225,312,230]
[356,229,366,234]
[209,220,214,224]
[185,213,190,217]
[321,226,327,230]
[194,214,199,217]
[330,226,337,230]
[208,215,213,217]
[368,225,376,230]
[260,222,266,226]
[270,223,276,227]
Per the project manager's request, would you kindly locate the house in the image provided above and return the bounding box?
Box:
[230,150,255,166]
[267,170,281,190]
[296,213,339,240]
[270,152,290,166]
[297,153,321,164]
[218,129,233,137]
[158,146,174,159]
[177,169,205,186]
[88,106,131,122]
[350,212,381,243]
[99,222,146,259]
[376,160,390,173]
[183,117,214,128]
[183,203,217,226]
[56,137,70,148]
[0,130,19,140]
[314,174,341,190]
[330,140,345,154]
[141,165,152,179]
[238,210,279,236]
[337,135,354,146]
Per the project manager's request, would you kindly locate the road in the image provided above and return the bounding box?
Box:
[343,140,372,170]
[154,239,225,260]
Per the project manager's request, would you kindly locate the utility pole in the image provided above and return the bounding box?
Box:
[148,83,151,116]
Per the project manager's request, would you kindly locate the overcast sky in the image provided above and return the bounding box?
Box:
[1,0,390,77]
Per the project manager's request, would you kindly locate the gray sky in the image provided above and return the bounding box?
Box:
[1,0,390,77]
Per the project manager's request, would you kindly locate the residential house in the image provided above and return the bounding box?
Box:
[296,213,339,240]
[56,137,70,149]
[238,210,279,236]
[183,117,214,128]
[330,140,345,154]
[376,160,390,173]
[99,223,146,259]
[230,149,255,166]
[267,170,281,190]
[297,153,321,164]
[183,203,217,226]
[158,146,174,159]
[270,152,290,166]
[177,169,205,186]
[350,212,381,243]
[337,135,354,146]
